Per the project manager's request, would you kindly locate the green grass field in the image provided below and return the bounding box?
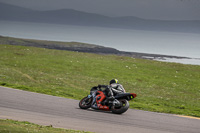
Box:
[0,44,200,117]
[0,119,92,133]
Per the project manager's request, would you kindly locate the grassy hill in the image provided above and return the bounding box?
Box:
[0,36,188,59]
[0,35,120,54]
[0,40,200,117]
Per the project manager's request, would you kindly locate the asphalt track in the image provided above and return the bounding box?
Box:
[0,86,200,133]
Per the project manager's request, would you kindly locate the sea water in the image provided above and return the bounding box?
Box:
[0,21,200,65]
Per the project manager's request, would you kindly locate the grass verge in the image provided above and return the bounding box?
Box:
[0,44,200,117]
[0,119,92,133]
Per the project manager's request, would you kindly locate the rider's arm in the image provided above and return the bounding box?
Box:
[111,88,123,94]
[111,84,126,93]
[120,84,126,93]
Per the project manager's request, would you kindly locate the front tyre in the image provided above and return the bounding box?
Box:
[111,99,129,114]
[79,96,93,109]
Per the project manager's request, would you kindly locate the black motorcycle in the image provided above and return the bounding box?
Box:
[79,87,137,114]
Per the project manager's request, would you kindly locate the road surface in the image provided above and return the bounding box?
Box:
[0,86,199,133]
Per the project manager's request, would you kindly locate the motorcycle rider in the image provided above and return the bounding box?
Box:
[98,79,126,102]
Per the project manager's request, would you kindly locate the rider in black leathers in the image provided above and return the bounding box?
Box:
[98,79,126,101]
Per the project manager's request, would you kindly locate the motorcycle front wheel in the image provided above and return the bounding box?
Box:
[111,99,129,114]
[79,96,93,109]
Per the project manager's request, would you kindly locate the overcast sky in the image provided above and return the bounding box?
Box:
[1,0,200,20]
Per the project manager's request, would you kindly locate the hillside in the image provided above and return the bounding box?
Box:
[0,36,189,60]
[0,2,200,33]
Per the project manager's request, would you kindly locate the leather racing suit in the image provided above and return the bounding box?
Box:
[99,83,126,100]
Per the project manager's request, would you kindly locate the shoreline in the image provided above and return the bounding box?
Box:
[0,35,199,65]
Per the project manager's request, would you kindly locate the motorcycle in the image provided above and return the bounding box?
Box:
[79,86,137,114]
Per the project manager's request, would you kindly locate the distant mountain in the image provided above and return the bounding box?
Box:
[0,2,200,33]
[0,2,112,25]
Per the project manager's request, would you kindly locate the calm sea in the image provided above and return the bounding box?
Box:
[0,21,200,65]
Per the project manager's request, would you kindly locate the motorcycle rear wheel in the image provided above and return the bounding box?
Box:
[79,96,93,109]
[111,99,129,114]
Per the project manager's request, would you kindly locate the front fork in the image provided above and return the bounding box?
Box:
[88,91,98,109]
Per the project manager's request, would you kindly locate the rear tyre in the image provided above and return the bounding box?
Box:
[79,96,93,109]
[111,99,129,114]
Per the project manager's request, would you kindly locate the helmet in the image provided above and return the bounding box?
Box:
[109,79,119,85]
